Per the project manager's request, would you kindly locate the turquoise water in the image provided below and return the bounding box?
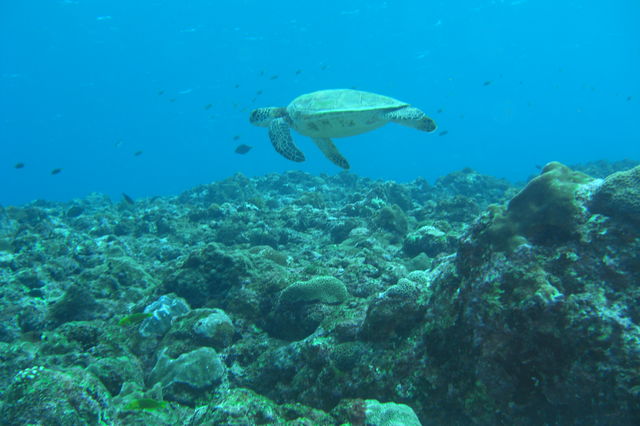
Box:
[2,0,639,205]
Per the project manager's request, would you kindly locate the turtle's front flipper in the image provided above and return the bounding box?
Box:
[312,138,350,169]
[269,118,305,162]
[385,107,437,132]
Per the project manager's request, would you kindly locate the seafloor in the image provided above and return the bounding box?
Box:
[1,160,639,425]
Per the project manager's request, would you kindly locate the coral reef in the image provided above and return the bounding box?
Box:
[1,162,639,424]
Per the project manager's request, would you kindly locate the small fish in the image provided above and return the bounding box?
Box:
[259,70,265,76]
[320,64,328,70]
[234,84,240,89]
[118,312,152,326]
[438,130,449,136]
[157,90,164,95]
[235,144,253,154]
[483,80,492,86]
[295,69,303,75]
[233,135,241,141]
[627,96,633,102]
[269,75,279,80]
[122,193,134,204]
[115,139,124,148]
[51,168,62,175]
[256,90,263,95]
[168,98,176,102]
[133,150,143,156]
[204,103,213,110]
[437,108,444,113]
[14,162,25,169]
[124,398,167,411]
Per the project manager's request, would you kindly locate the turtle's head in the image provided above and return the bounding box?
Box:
[249,107,287,127]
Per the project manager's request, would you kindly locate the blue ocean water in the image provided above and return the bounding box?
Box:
[1,0,638,206]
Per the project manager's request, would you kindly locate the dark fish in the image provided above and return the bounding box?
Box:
[269,75,279,80]
[438,130,449,136]
[483,80,492,86]
[295,69,303,75]
[256,90,263,95]
[627,96,633,101]
[122,193,134,204]
[169,98,176,102]
[437,108,444,113]
[14,162,25,169]
[235,144,252,154]
[234,83,240,88]
[21,331,42,343]
[133,150,143,156]
[259,70,265,76]
[158,90,164,95]
[233,135,241,141]
[204,104,213,110]
[320,64,328,70]
[51,168,62,175]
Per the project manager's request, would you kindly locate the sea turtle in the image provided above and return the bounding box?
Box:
[249,89,437,169]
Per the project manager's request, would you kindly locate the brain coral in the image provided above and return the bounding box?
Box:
[279,276,349,305]
[590,165,640,225]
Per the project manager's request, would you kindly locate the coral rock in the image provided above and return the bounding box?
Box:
[591,164,640,225]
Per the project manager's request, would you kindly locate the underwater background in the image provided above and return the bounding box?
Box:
[2,1,640,425]
[2,0,639,205]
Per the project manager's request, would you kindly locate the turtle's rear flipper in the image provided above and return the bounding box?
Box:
[269,118,305,162]
[385,107,437,132]
[312,138,350,169]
